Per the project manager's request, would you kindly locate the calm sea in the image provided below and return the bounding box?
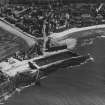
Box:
[2,38,105,105]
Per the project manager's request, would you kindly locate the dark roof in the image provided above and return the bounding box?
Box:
[9,0,105,4]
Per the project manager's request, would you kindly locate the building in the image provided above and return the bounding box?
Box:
[0,0,9,6]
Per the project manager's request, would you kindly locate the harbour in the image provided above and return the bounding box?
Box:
[4,38,105,105]
[0,2,105,105]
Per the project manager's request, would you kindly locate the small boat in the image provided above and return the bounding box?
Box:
[0,49,93,101]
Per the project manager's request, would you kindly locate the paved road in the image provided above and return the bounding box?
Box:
[0,19,37,48]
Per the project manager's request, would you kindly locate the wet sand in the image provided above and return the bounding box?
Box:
[1,38,105,105]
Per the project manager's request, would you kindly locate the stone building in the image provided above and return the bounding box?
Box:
[0,0,9,6]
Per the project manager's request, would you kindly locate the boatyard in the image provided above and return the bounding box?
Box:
[0,1,105,105]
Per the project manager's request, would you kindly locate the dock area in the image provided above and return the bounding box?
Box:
[0,2,105,105]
